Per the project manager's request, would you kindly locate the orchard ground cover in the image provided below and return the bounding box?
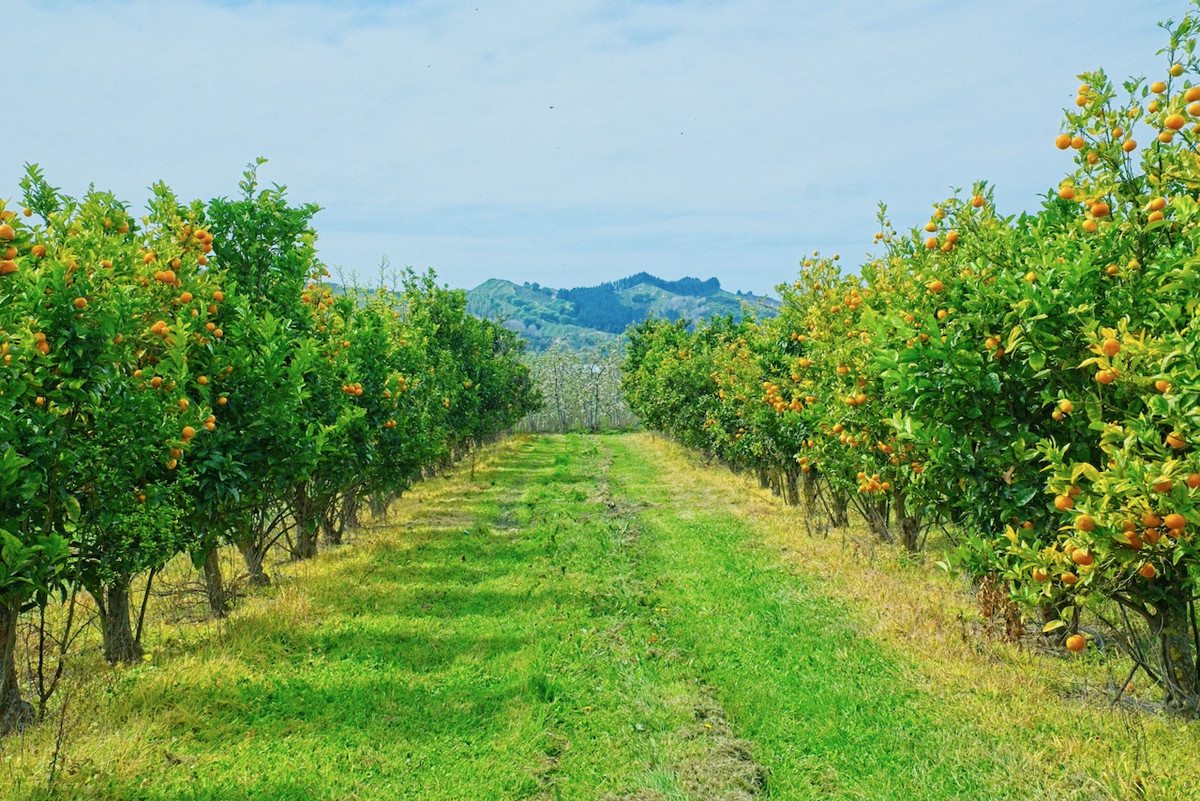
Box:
[2,433,1197,800]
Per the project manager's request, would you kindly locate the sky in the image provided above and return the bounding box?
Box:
[0,0,1184,297]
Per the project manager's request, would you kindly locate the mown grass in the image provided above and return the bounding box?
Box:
[1,432,1198,799]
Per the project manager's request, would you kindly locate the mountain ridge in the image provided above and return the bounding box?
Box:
[465,274,779,351]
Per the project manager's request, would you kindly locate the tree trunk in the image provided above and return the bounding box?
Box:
[892,487,921,551]
[369,492,388,519]
[344,494,360,531]
[202,546,230,619]
[757,465,770,490]
[0,600,33,736]
[237,536,271,587]
[1152,603,1199,714]
[864,499,891,541]
[782,466,800,507]
[289,484,320,561]
[801,468,818,516]
[99,578,143,665]
[831,492,850,528]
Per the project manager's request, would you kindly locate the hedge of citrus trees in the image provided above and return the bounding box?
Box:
[0,161,539,734]
[624,8,1200,714]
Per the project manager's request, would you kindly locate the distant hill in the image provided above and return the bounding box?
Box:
[465,274,779,351]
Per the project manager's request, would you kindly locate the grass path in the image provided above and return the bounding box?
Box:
[4,433,1198,799]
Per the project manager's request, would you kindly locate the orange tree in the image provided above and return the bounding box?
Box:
[1001,19,1200,709]
[186,161,358,593]
[0,169,221,670]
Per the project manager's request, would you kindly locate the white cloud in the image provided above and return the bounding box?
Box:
[1,0,1179,295]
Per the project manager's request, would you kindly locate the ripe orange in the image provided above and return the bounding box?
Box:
[1065,634,1086,652]
[924,221,937,233]
[1070,135,1085,149]
[1059,186,1076,200]
[927,280,944,293]
[1187,473,1200,489]
[1062,571,1078,585]
[1166,113,1187,130]
[0,260,16,276]
[1055,134,1072,149]
[1159,130,1175,144]
[182,425,196,441]
[1076,515,1096,532]
[1082,219,1098,233]
[1187,86,1200,102]
[971,195,985,208]
[1154,479,1174,493]
[1091,201,1111,218]
[73,297,87,309]
[1055,494,1075,511]
[1151,81,1167,93]
[1096,369,1116,384]
[924,236,938,250]
[217,396,228,406]
[1032,567,1049,582]
[179,291,193,303]
[0,224,14,241]
[1170,64,1184,77]
[213,290,225,302]
[1139,562,1157,579]
[1122,139,1138,153]
[150,376,163,388]
[1072,549,1095,566]
[1059,399,1074,414]
[1191,102,1200,116]
[144,252,156,265]
[1155,379,1170,393]
[1101,338,1120,356]
[1163,512,1185,531]
[1149,196,1168,211]
[1167,432,1186,449]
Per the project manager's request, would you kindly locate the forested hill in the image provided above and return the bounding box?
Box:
[465,274,779,351]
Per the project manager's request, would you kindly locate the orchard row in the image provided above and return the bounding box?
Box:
[0,161,540,732]
[623,10,1200,713]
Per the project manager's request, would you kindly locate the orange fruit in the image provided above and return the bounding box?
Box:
[1122,139,1138,152]
[1059,399,1074,414]
[1154,479,1174,493]
[1167,432,1186,449]
[1071,135,1086,149]
[0,223,14,241]
[1139,562,1157,579]
[1072,549,1095,565]
[1096,369,1116,384]
[150,376,163,388]
[1032,567,1049,582]
[1101,338,1120,356]
[1170,64,1184,77]
[1149,196,1167,211]
[1055,134,1072,149]
[1187,473,1200,488]
[1082,219,1098,233]
[1166,113,1186,130]
[0,260,16,276]
[1076,515,1096,532]
[182,425,196,441]
[1091,201,1111,218]
[1059,186,1076,200]
[217,396,228,406]
[1186,86,1200,102]
[1066,634,1086,652]
[1159,130,1175,144]
[971,195,985,208]
[1054,494,1075,511]
[212,290,225,302]
[924,236,937,249]
[1164,512,1186,531]
[927,280,944,293]
[1151,81,1167,93]
[1062,572,1078,585]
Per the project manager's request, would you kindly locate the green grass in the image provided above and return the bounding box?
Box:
[3,433,1199,799]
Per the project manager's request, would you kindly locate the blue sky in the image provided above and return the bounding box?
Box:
[1,0,1181,296]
